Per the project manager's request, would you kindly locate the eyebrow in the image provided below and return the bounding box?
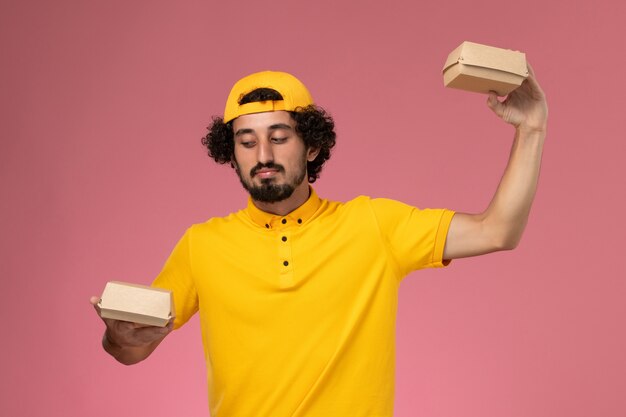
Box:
[234,123,293,137]
[268,123,293,131]
[234,128,254,137]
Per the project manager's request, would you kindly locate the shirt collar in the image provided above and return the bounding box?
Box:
[246,187,322,229]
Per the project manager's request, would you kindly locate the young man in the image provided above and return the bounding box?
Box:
[92,69,548,416]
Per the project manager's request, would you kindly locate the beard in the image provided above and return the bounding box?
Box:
[235,157,308,203]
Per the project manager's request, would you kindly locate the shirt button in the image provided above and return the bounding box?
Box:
[281,236,287,242]
[297,219,302,224]
[281,219,287,224]
[283,261,289,266]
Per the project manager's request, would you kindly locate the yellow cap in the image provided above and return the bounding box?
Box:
[223,71,314,123]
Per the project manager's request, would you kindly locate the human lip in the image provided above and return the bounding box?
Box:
[254,168,280,178]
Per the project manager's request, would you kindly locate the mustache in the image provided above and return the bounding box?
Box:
[250,162,285,177]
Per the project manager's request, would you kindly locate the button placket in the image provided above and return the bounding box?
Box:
[278,229,293,287]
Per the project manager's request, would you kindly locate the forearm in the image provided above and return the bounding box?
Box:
[482,127,545,248]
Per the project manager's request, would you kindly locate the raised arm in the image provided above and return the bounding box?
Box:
[443,64,548,260]
[90,296,173,365]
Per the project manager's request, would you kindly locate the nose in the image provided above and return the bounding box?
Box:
[257,138,274,164]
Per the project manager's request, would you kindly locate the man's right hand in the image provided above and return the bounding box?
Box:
[90,296,174,365]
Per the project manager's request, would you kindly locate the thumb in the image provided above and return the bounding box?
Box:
[90,295,102,316]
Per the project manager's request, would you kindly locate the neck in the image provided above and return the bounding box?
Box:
[252,183,311,216]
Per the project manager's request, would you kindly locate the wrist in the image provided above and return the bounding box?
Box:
[516,126,546,140]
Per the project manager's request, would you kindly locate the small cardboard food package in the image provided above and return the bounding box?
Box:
[443,41,528,96]
[98,281,175,327]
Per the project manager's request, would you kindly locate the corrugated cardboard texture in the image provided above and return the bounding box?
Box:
[443,41,528,96]
[98,281,174,327]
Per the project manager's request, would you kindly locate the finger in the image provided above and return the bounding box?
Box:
[101,316,138,332]
[91,296,103,316]
[114,319,144,331]
[526,74,545,99]
[486,91,505,117]
[161,320,175,335]
[514,75,544,103]
[522,62,546,98]
[129,322,154,329]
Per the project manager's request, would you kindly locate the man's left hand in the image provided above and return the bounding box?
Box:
[487,63,548,134]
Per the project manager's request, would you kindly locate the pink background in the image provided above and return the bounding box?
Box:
[1,0,625,416]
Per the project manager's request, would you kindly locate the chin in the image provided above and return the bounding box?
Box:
[248,183,296,203]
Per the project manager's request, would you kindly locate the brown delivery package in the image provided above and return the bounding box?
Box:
[443,41,528,96]
[98,281,175,327]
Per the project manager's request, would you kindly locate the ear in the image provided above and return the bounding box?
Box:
[307,147,320,162]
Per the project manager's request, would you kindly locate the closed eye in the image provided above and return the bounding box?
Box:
[240,141,256,148]
[271,137,288,144]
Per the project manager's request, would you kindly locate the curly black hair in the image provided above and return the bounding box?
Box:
[201,88,336,183]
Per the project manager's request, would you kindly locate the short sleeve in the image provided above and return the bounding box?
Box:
[370,198,455,276]
[151,228,199,329]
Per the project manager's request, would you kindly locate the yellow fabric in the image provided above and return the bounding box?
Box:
[152,189,455,417]
[223,71,314,123]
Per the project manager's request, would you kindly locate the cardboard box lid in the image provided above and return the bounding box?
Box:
[443,41,528,78]
[98,281,174,326]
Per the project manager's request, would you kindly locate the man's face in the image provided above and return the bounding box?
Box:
[232,111,318,203]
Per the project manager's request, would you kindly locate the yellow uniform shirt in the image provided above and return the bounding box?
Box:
[153,189,454,417]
